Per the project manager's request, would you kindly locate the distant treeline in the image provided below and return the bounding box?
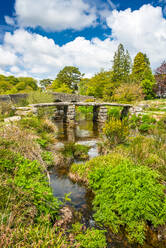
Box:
[1,43,166,102]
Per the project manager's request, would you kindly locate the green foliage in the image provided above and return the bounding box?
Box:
[0,102,15,120]
[40,78,53,90]
[41,151,54,167]
[103,118,129,146]
[84,154,166,244]
[112,44,131,83]
[50,79,73,93]
[36,138,48,148]
[77,106,93,120]
[141,79,156,99]
[111,82,144,103]
[0,149,66,247]
[107,106,122,119]
[131,53,155,99]
[27,91,54,104]
[75,228,106,248]
[0,149,60,218]
[126,135,166,180]
[129,114,156,133]
[55,66,83,92]
[79,70,114,99]
[0,75,38,94]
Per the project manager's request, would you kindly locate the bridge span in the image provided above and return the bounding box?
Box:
[31,102,132,123]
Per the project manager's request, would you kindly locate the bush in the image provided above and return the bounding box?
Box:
[77,154,166,244]
[27,91,54,104]
[0,150,60,219]
[103,117,129,146]
[0,149,63,247]
[75,228,106,248]
[0,102,15,120]
[111,83,144,103]
[107,106,122,120]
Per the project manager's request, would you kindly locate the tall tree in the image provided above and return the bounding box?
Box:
[131,52,154,82]
[112,44,131,82]
[56,66,83,92]
[132,52,155,99]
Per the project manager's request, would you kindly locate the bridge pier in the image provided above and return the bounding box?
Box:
[65,104,76,123]
[54,106,64,120]
[93,106,108,122]
[120,106,130,120]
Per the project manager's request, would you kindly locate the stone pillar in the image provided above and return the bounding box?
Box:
[93,106,99,122]
[120,106,130,120]
[65,104,76,124]
[54,106,64,120]
[93,106,108,122]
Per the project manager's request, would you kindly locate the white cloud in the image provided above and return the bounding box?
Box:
[0,46,17,67]
[4,16,15,26]
[14,0,97,31]
[106,4,166,68]
[2,4,166,78]
[0,29,118,78]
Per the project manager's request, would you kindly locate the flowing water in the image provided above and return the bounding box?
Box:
[50,120,100,224]
[49,120,164,248]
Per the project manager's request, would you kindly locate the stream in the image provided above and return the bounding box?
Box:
[50,120,99,225]
[49,120,165,248]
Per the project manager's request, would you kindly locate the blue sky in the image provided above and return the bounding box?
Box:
[0,0,166,79]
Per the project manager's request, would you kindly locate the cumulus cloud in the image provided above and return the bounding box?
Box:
[14,0,97,31]
[106,4,166,68]
[0,29,118,78]
[2,4,166,78]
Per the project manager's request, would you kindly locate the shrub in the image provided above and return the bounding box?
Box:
[111,83,144,103]
[0,102,15,120]
[0,150,60,219]
[27,91,54,104]
[85,154,166,244]
[103,117,129,146]
[138,123,151,133]
[0,125,44,165]
[75,228,106,248]
[107,106,122,120]
[0,149,63,247]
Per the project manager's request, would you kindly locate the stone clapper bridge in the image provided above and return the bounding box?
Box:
[30,102,132,123]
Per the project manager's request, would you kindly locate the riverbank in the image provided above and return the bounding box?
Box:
[1,101,166,247]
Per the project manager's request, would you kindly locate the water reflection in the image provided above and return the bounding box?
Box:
[54,120,100,142]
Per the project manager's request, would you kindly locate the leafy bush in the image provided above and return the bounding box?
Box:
[77,154,166,244]
[27,91,54,104]
[41,151,54,167]
[129,114,156,133]
[0,149,65,247]
[0,150,60,218]
[0,102,15,120]
[75,228,106,248]
[138,123,151,132]
[103,117,129,146]
[107,106,122,120]
[19,116,56,134]
[0,125,44,164]
[126,135,166,180]
[111,83,144,103]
